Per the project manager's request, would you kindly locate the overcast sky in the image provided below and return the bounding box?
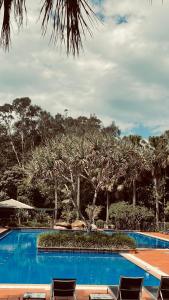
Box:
[0,0,169,137]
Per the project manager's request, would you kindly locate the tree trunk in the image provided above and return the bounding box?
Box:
[163,172,166,232]
[90,189,98,225]
[132,179,136,207]
[164,193,166,232]
[106,192,109,224]
[153,176,159,230]
[76,175,80,219]
[6,121,22,168]
[65,183,86,225]
[21,131,24,161]
[10,140,21,168]
[54,178,58,222]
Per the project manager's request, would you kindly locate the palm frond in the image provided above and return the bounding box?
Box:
[13,0,27,27]
[0,0,12,50]
[0,0,26,50]
[40,0,96,56]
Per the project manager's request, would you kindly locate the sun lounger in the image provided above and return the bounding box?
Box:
[146,276,169,300]
[51,278,76,300]
[157,276,169,300]
[109,277,143,300]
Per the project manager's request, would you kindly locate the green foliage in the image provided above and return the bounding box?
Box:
[165,202,169,217]
[1,97,169,230]
[61,202,77,223]
[109,202,154,230]
[32,211,52,225]
[96,219,104,228]
[38,231,136,249]
[85,205,102,223]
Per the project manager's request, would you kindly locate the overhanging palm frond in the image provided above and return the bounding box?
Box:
[40,0,96,56]
[0,0,26,50]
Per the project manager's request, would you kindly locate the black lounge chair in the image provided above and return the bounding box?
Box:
[157,276,169,300]
[109,277,143,300]
[51,278,77,300]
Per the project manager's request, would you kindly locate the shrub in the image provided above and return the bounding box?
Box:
[33,210,52,224]
[96,219,104,228]
[109,202,154,230]
[38,231,136,249]
[22,211,52,227]
[26,220,50,227]
[61,203,77,223]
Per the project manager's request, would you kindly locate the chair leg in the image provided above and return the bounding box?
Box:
[74,293,77,300]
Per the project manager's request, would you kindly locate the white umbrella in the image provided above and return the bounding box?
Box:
[0,199,34,209]
[0,199,35,226]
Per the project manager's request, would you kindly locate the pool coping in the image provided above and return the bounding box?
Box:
[0,228,11,240]
[0,284,108,290]
[121,252,169,279]
[38,246,137,253]
[137,231,169,243]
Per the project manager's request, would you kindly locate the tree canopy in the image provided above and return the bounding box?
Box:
[0,97,169,230]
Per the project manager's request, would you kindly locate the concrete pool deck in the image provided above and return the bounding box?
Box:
[0,286,153,300]
[0,228,7,234]
[142,232,169,241]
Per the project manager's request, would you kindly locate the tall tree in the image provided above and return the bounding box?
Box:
[0,103,22,167]
[143,135,169,229]
[121,136,150,207]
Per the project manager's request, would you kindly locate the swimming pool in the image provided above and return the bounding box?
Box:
[0,229,159,285]
[105,231,169,249]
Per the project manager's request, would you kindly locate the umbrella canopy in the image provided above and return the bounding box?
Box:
[0,199,34,209]
[71,220,86,228]
[55,221,71,228]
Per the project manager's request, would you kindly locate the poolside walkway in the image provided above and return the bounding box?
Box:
[132,249,169,275]
[0,287,153,300]
[143,232,169,240]
[0,228,7,234]
[125,232,169,277]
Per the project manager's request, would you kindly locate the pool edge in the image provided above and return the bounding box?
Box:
[121,252,169,280]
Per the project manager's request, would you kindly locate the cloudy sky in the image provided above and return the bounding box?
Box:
[0,0,169,137]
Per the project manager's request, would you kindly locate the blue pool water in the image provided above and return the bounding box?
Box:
[105,231,169,249]
[0,229,160,285]
[127,232,169,249]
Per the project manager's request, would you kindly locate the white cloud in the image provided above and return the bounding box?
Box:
[0,0,169,136]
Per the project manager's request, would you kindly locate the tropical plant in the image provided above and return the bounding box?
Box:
[0,0,96,55]
[143,135,169,229]
[120,136,151,207]
[61,201,77,222]
[85,204,102,224]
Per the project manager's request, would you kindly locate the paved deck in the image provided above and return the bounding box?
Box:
[0,228,7,234]
[124,232,169,276]
[0,287,152,300]
[133,249,169,275]
[143,232,169,240]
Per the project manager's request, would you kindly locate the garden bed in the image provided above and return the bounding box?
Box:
[37,231,136,250]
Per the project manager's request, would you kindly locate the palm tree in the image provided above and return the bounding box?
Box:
[122,136,149,207]
[0,0,95,55]
[142,135,169,230]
